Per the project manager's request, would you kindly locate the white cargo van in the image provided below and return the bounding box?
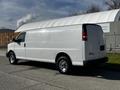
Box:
[6,22,108,74]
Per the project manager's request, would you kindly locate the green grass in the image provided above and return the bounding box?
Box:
[107,53,120,64]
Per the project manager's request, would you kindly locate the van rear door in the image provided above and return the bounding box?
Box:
[83,24,106,61]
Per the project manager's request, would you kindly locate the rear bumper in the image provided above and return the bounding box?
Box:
[83,57,108,66]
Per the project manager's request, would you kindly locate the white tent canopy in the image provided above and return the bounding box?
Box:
[16,9,120,32]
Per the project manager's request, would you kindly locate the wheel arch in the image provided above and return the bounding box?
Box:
[55,52,72,65]
[7,50,15,57]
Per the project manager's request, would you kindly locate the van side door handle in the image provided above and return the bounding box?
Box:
[24,43,26,47]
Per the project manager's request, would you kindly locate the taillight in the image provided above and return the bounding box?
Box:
[82,24,88,41]
[82,32,88,41]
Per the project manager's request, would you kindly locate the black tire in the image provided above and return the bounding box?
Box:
[56,56,72,74]
[8,52,18,65]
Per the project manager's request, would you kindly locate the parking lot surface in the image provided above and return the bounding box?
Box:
[1,54,120,90]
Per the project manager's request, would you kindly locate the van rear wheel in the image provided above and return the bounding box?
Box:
[9,52,18,65]
[57,56,72,74]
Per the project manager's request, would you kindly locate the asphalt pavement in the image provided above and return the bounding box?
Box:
[0,48,6,56]
[0,49,120,90]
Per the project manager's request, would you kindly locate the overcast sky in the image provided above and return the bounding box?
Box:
[0,0,107,29]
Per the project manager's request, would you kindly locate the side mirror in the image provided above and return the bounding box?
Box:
[12,38,16,42]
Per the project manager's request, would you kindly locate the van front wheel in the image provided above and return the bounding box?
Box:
[57,56,72,74]
[9,52,18,65]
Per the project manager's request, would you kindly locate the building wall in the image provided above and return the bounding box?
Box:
[104,22,120,52]
[0,32,19,47]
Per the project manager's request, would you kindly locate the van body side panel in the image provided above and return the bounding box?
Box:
[25,30,50,62]
[47,25,84,65]
[25,25,84,65]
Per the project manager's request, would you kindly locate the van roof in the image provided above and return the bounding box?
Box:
[16,9,120,32]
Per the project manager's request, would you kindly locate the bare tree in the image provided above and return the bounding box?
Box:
[86,4,101,13]
[105,0,120,10]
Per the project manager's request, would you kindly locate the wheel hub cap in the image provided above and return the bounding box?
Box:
[59,60,68,73]
[10,55,15,63]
